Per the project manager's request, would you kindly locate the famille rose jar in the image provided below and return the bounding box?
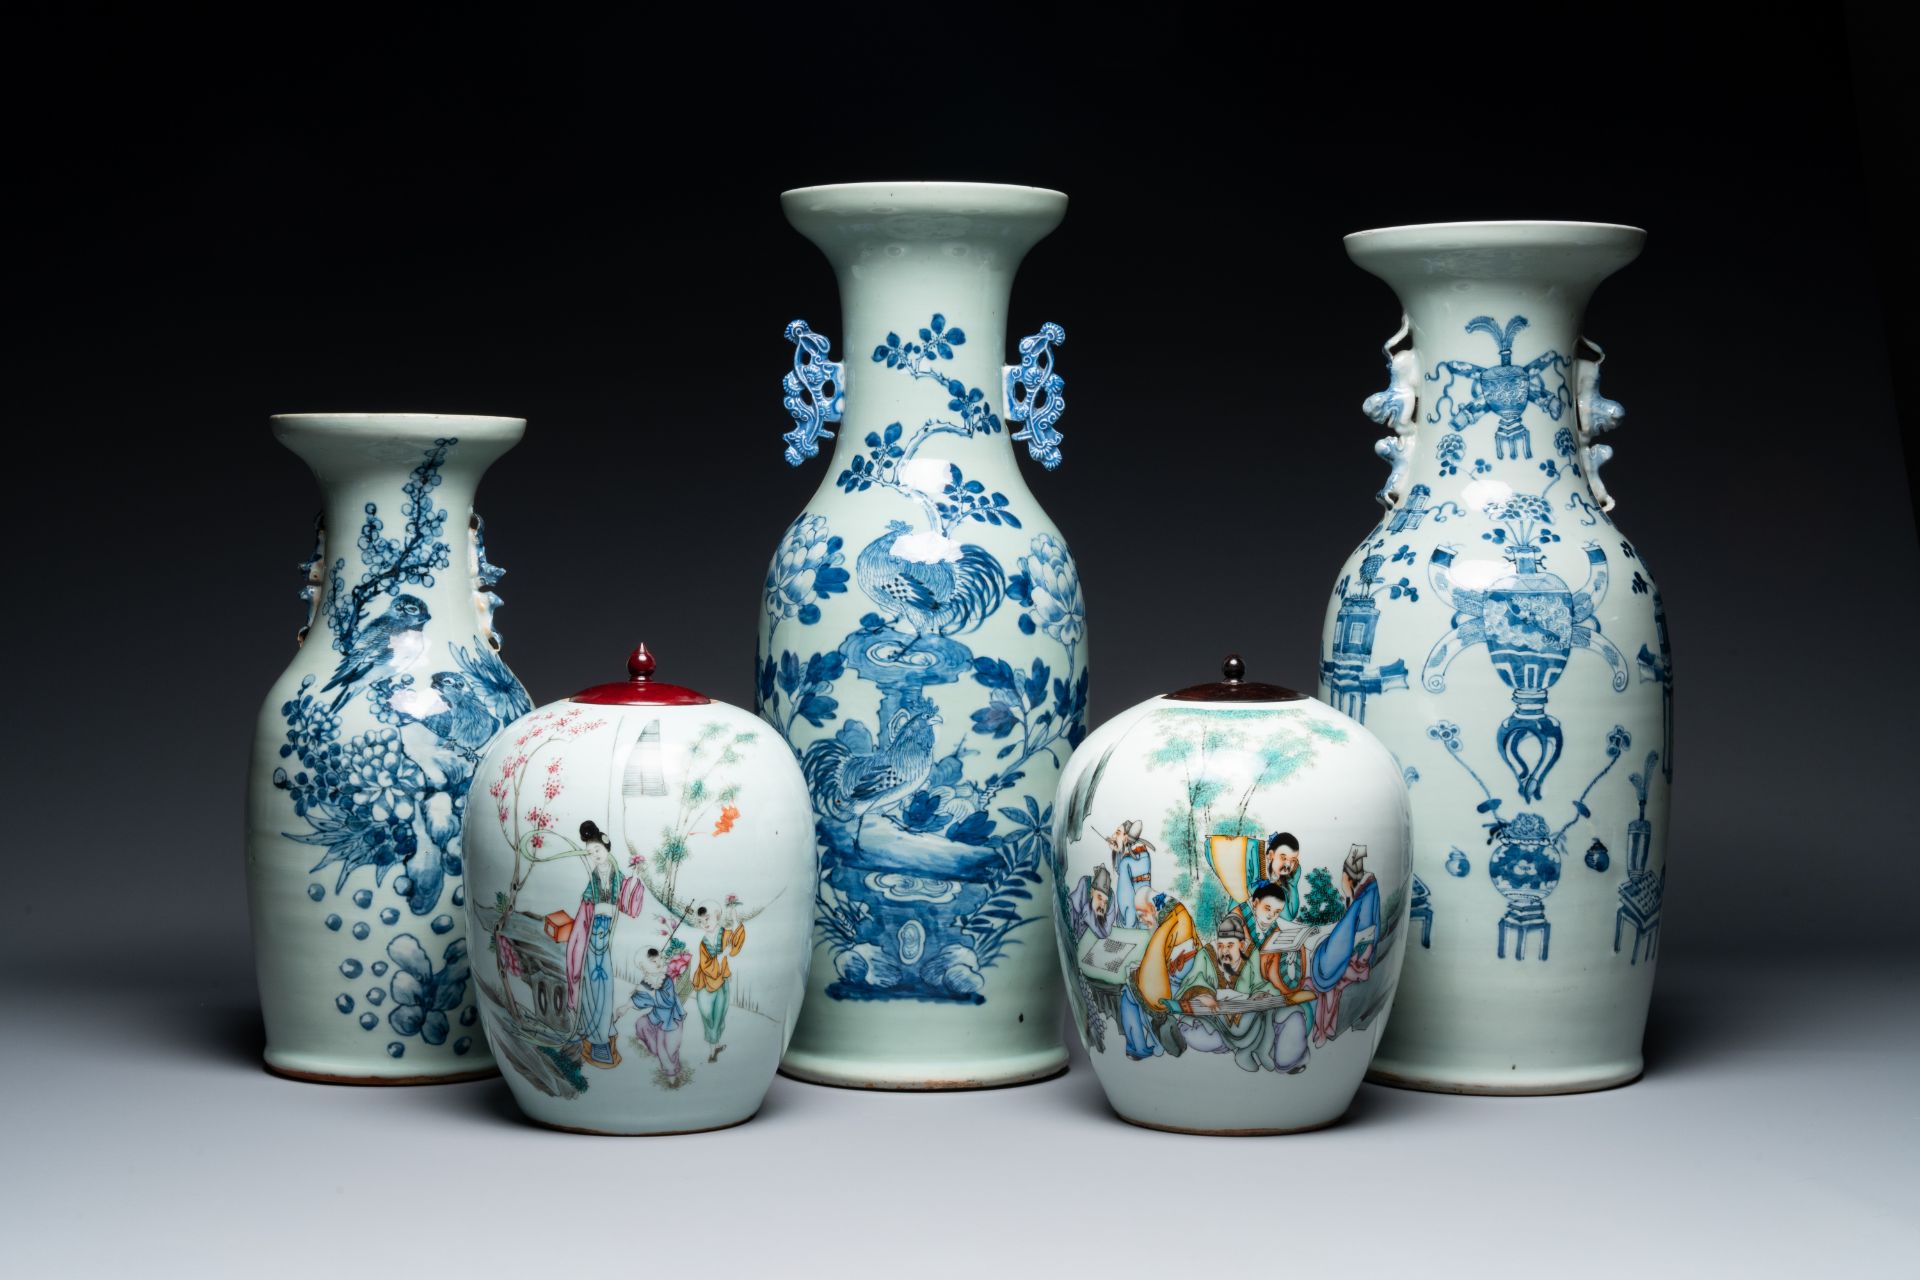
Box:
[245,413,531,1084]
[759,181,1084,1090]
[1325,222,1671,1095]
[463,645,816,1135]
[1050,657,1412,1135]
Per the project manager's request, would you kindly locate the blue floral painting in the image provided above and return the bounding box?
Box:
[271,438,529,1039]
[761,313,1087,1003]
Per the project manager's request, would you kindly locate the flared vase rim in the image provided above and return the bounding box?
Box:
[1345,219,1646,243]
[271,412,525,426]
[781,180,1068,204]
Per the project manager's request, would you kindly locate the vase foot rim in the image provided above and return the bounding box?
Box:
[1113,1110,1345,1137]
[1365,1059,1643,1096]
[264,1059,500,1087]
[531,1111,757,1137]
[778,1049,1068,1092]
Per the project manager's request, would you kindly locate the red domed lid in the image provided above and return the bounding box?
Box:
[1165,654,1306,702]
[569,644,712,706]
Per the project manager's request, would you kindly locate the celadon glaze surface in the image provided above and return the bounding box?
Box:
[245,413,531,1083]
[1324,223,1673,1094]
[759,182,1083,1089]
[1050,669,1411,1134]
[463,660,816,1135]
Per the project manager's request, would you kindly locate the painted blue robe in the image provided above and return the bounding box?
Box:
[579,913,616,1064]
[1112,848,1153,928]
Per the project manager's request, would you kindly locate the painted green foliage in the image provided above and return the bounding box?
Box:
[1300,866,1346,925]
[1139,708,1349,932]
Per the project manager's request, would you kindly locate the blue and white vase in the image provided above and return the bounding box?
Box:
[245,413,532,1083]
[1322,223,1673,1094]
[758,181,1085,1089]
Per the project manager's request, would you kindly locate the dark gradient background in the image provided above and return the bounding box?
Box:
[10,5,1914,980]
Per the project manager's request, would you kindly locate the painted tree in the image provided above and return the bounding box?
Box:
[1140,708,1349,933]
[1300,866,1346,925]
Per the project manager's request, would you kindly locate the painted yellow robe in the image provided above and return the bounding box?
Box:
[694,925,745,993]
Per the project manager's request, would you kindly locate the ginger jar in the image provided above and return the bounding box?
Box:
[464,645,817,1135]
[1051,657,1411,1135]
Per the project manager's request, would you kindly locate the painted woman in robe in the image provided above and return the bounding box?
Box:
[566,820,646,1068]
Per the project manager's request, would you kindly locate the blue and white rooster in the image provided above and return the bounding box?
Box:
[855,519,1005,637]
[802,704,943,850]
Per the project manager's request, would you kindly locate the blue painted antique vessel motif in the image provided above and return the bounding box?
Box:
[1322,224,1673,1095]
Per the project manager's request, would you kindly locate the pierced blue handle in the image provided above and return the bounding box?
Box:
[781,319,844,467]
[1004,321,1067,469]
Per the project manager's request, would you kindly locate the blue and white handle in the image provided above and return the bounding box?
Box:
[781,319,845,467]
[1574,337,1626,512]
[1004,321,1068,469]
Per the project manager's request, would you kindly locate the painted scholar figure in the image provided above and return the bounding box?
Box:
[1067,863,1117,943]
[1107,820,1156,928]
[693,898,746,1063]
[567,820,646,1069]
[1309,846,1382,1046]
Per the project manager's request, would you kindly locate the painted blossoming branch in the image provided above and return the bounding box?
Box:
[835,314,1020,538]
[328,438,455,651]
[483,705,609,1015]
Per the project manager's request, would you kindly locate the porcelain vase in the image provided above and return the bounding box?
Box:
[245,413,532,1083]
[1321,223,1673,1094]
[1052,658,1412,1134]
[758,181,1084,1089]
[464,646,817,1134]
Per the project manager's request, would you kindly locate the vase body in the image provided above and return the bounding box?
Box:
[1051,664,1412,1134]
[1321,223,1673,1094]
[758,182,1085,1089]
[464,650,817,1134]
[245,413,532,1083]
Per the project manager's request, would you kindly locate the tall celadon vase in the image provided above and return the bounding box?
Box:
[246,413,533,1083]
[758,181,1085,1089]
[1321,223,1673,1094]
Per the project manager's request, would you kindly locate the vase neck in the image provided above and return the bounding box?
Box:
[272,416,521,654]
[785,184,1064,482]
[1345,224,1644,519]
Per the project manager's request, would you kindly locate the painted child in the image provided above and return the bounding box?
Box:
[693,899,746,1063]
[630,938,690,1077]
[566,820,646,1069]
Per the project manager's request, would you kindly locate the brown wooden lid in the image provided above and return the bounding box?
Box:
[1165,654,1306,702]
[569,644,711,706]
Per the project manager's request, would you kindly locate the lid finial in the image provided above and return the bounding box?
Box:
[628,643,656,682]
[569,642,710,706]
[1164,651,1306,703]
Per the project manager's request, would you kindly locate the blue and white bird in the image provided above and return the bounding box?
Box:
[855,520,1005,637]
[420,671,503,755]
[803,704,943,849]
[322,593,432,707]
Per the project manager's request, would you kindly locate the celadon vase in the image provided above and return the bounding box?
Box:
[758,181,1084,1089]
[1321,223,1673,1094]
[463,645,817,1135]
[245,413,532,1083]
[1051,657,1412,1135]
